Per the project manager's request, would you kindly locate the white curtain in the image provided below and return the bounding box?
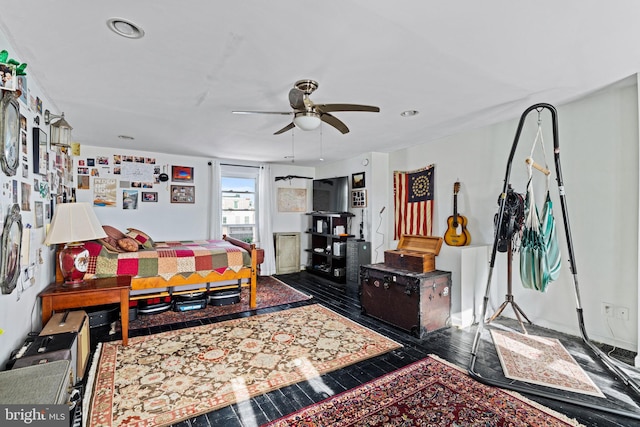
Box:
[208,160,221,239]
[258,164,276,275]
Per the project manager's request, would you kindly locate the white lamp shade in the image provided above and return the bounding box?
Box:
[44,202,107,245]
[293,112,321,131]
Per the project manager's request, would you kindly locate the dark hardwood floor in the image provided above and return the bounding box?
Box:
[89,271,640,426]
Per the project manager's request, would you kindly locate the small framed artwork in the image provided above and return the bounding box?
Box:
[0,63,16,91]
[142,191,158,202]
[171,185,195,203]
[351,189,367,208]
[352,172,365,189]
[34,201,43,228]
[172,165,194,182]
[32,127,48,175]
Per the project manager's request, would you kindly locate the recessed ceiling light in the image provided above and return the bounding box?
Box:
[400,110,419,117]
[107,18,145,39]
[118,135,135,140]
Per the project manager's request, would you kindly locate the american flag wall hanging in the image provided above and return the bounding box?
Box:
[393,164,434,239]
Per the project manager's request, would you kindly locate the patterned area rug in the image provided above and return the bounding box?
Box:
[491,329,605,397]
[86,304,402,427]
[264,354,585,427]
[127,276,312,330]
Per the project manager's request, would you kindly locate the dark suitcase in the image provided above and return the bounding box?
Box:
[360,263,451,338]
[13,332,78,384]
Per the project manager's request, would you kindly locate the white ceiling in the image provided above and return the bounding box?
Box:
[1,1,639,167]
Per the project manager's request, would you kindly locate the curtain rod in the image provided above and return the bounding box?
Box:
[220,163,261,169]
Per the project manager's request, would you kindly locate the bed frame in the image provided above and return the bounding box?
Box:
[55,235,262,308]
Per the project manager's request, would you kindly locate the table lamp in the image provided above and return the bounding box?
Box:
[44,202,107,285]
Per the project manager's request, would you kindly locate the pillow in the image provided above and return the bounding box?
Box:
[99,236,124,253]
[103,225,127,241]
[117,237,139,252]
[126,228,155,249]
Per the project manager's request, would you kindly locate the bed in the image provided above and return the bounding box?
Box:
[56,234,263,308]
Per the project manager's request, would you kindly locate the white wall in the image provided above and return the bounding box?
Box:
[389,80,639,352]
[270,163,315,270]
[75,146,215,241]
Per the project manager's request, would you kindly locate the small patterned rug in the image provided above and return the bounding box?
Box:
[263,354,585,427]
[491,329,605,398]
[85,304,402,427]
[127,276,312,330]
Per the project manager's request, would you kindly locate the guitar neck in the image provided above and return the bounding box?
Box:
[453,193,459,225]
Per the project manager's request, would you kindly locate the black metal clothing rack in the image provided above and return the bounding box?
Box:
[468,103,640,420]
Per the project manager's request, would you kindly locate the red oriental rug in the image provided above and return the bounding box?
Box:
[126,275,312,330]
[263,355,584,427]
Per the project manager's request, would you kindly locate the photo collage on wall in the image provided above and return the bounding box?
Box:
[2,66,72,222]
[0,51,74,293]
[75,153,196,208]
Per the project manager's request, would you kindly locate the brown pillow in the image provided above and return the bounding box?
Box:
[99,236,124,253]
[117,237,140,252]
[103,225,126,240]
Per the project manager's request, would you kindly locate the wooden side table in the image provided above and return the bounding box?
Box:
[40,276,132,346]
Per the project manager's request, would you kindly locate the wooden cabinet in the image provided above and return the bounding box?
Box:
[360,263,451,338]
[274,232,300,274]
[305,212,354,283]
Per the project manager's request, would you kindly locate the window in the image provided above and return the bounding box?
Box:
[221,173,257,243]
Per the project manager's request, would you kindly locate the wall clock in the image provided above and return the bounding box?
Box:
[0,92,19,176]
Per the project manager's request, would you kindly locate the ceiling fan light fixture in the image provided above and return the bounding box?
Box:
[293,112,321,131]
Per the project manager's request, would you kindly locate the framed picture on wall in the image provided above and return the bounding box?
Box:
[32,127,48,175]
[352,172,365,189]
[142,191,158,202]
[172,165,194,182]
[351,189,367,208]
[0,63,16,91]
[171,185,195,203]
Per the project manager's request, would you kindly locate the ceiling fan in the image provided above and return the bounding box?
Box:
[232,79,380,135]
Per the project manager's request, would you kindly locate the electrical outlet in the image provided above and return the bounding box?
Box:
[601,302,614,317]
[615,306,630,320]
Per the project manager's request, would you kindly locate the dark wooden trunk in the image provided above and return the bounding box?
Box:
[359,264,451,338]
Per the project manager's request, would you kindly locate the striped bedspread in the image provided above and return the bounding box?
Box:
[84,239,251,280]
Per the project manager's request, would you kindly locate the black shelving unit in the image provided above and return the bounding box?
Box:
[305,212,354,283]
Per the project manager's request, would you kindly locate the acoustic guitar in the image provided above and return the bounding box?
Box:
[444,181,471,246]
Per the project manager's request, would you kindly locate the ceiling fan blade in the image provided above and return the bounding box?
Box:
[232,110,292,115]
[289,87,306,110]
[315,104,380,113]
[274,122,295,135]
[321,113,350,134]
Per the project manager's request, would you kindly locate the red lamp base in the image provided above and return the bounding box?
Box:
[59,242,90,286]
